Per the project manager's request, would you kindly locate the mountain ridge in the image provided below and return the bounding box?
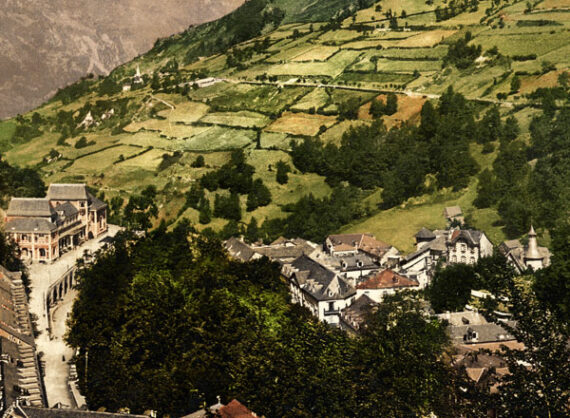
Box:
[0,0,244,119]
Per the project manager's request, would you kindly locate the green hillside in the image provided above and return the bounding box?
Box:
[1,0,568,251]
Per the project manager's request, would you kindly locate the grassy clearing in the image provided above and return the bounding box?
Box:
[260,132,292,150]
[475,30,569,57]
[0,120,16,152]
[265,50,362,77]
[397,30,457,47]
[266,112,337,136]
[376,58,442,72]
[184,54,227,73]
[209,85,310,113]
[290,88,330,111]
[125,118,210,139]
[318,29,362,43]
[115,148,166,170]
[157,101,210,123]
[266,43,321,63]
[291,46,340,61]
[6,132,65,166]
[536,0,570,9]
[66,145,142,173]
[319,120,370,145]
[336,72,415,86]
[183,126,256,151]
[200,110,270,128]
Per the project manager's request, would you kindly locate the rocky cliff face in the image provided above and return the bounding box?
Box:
[0,0,243,119]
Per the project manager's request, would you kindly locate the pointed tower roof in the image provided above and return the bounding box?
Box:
[525,225,543,260]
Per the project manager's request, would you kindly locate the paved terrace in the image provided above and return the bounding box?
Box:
[27,225,121,407]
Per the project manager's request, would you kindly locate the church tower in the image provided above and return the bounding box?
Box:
[524,225,544,270]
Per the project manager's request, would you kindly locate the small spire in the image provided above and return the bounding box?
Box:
[525,225,542,261]
[528,224,536,237]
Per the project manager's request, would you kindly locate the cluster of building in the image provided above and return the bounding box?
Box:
[3,184,107,264]
[225,206,550,335]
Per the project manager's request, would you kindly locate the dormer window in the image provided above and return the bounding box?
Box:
[356,260,363,268]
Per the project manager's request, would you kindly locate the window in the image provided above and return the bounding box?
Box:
[328,302,335,311]
[461,256,466,263]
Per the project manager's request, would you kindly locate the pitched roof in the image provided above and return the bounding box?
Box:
[54,202,78,218]
[47,183,89,200]
[218,399,257,418]
[415,227,436,239]
[291,255,355,300]
[6,198,54,218]
[5,218,57,233]
[88,193,107,210]
[443,206,462,218]
[448,321,517,344]
[340,294,378,331]
[224,238,257,262]
[449,229,483,246]
[356,269,419,290]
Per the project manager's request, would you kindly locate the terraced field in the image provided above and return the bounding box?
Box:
[2,0,568,245]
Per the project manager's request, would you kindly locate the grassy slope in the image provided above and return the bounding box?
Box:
[2,0,567,253]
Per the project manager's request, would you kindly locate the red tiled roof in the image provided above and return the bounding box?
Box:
[218,400,256,418]
[356,269,419,290]
[333,243,357,252]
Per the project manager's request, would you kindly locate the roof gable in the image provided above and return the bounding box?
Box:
[47,183,89,200]
[357,269,419,290]
[6,198,54,218]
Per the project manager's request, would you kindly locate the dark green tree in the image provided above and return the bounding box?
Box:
[275,161,290,185]
[123,186,158,231]
[427,263,477,313]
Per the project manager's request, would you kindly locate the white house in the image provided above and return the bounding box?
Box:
[447,229,493,265]
[282,255,356,326]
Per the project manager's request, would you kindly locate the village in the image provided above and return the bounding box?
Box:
[0,183,555,414]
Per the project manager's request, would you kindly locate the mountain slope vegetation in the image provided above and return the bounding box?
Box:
[0,0,568,249]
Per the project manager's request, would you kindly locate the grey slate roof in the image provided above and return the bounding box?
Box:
[448,321,517,344]
[88,193,107,210]
[224,237,257,262]
[340,294,378,332]
[5,218,57,233]
[54,202,78,218]
[291,255,355,301]
[47,183,89,200]
[403,235,447,263]
[6,198,54,218]
[415,227,436,240]
[338,253,378,271]
[449,229,483,246]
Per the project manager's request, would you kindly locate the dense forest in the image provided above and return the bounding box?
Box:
[66,224,570,417]
[475,86,570,237]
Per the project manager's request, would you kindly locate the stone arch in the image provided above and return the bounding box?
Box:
[88,231,94,240]
[39,248,46,258]
[52,288,58,303]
